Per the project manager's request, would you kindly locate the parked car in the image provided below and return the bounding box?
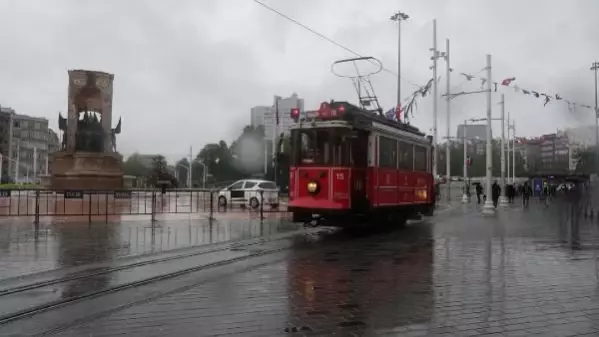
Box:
[217,179,279,209]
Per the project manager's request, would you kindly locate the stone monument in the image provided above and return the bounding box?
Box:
[50,70,124,190]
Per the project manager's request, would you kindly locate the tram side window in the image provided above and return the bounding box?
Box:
[378,136,397,168]
[414,145,428,171]
[398,141,414,170]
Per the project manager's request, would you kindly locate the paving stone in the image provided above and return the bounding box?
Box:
[4,199,599,336]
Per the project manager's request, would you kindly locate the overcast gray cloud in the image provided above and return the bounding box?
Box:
[0,0,598,162]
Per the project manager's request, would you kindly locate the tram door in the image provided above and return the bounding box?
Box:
[350,130,369,212]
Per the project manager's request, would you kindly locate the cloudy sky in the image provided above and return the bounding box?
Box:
[0,0,597,163]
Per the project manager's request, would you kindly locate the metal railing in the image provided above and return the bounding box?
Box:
[0,188,289,225]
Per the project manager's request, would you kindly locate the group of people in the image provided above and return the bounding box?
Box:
[469,181,535,208]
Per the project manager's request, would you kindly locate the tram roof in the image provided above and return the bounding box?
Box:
[329,101,426,137]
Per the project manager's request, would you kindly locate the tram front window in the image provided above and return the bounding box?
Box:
[291,128,352,166]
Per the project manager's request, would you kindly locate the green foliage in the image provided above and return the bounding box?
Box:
[148,155,177,187]
[123,153,148,177]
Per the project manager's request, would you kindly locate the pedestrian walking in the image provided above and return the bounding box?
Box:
[522,181,532,208]
[492,181,501,208]
[475,183,483,204]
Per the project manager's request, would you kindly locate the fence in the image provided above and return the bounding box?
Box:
[0,188,289,225]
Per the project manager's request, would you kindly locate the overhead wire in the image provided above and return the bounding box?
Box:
[252,0,423,89]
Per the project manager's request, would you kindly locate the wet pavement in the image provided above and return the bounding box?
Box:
[0,216,298,281]
[6,197,599,336]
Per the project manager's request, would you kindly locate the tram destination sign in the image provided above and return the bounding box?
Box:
[64,190,84,199]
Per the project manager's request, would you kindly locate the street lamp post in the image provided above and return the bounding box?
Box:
[507,112,511,183]
[592,61,599,176]
[499,94,509,207]
[430,19,440,179]
[444,38,451,202]
[461,120,469,203]
[482,54,495,215]
[511,121,516,183]
[390,11,409,120]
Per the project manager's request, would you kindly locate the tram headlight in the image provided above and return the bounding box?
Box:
[307,181,319,194]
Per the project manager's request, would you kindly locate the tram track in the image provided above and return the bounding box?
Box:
[0,227,316,326]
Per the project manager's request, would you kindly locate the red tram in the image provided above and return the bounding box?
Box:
[287,101,435,226]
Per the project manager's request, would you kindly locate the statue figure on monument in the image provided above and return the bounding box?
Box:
[111,117,122,152]
[58,113,67,150]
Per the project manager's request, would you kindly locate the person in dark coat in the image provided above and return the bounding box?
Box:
[522,181,532,208]
[506,184,515,203]
[475,183,483,204]
[491,181,501,208]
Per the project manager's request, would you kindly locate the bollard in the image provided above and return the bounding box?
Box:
[209,190,214,221]
[189,189,193,214]
[196,191,200,212]
[151,190,156,223]
[105,192,109,224]
[33,190,40,227]
[88,192,92,224]
[259,190,264,222]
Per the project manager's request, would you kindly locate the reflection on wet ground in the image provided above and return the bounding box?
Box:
[0,216,298,281]
[44,199,599,337]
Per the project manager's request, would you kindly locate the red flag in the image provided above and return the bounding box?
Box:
[395,104,402,121]
[501,77,516,86]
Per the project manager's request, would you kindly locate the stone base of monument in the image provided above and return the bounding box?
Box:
[50,152,124,190]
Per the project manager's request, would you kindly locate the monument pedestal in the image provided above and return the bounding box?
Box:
[50,151,124,190]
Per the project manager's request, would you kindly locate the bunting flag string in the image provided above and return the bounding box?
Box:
[457,70,596,112]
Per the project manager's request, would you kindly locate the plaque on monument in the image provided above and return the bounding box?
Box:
[114,190,132,199]
[64,190,84,199]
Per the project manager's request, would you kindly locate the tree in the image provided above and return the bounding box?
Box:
[175,157,190,187]
[123,153,148,177]
[197,140,240,182]
[148,155,177,187]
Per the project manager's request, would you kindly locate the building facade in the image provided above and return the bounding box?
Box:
[258,93,304,141]
[0,105,60,183]
[456,124,487,141]
[250,106,269,128]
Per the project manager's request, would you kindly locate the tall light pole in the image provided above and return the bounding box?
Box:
[390,11,409,120]
[188,145,193,188]
[430,19,440,179]
[444,38,451,202]
[512,121,516,183]
[483,54,495,215]
[507,112,511,183]
[499,94,508,207]
[461,120,469,204]
[592,61,599,176]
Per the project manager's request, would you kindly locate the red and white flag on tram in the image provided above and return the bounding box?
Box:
[395,103,403,121]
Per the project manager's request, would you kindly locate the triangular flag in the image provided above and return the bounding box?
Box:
[501,77,516,86]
